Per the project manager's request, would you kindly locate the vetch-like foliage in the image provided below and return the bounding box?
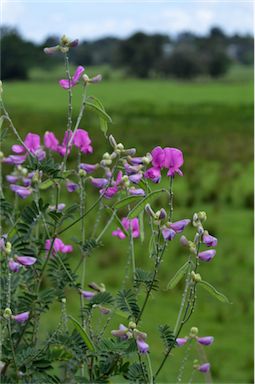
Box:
[0,35,230,383]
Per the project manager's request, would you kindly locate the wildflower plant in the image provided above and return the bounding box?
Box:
[0,35,230,383]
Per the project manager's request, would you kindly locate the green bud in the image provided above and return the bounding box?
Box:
[190,326,199,337]
[79,169,87,177]
[5,242,12,254]
[191,271,202,282]
[116,143,124,151]
[0,151,4,159]
[128,321,137,329]
[21,167,28,176]
[198,211,207,222]
[3,308,12,319]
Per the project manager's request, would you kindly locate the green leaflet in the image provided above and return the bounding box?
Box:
[167,261,190,290]
[114,195,143,210]
[68,315,96,351]
[86,96,112,136]
[128,189,166,219]
[199,280,230,304]
[39,179,54,190]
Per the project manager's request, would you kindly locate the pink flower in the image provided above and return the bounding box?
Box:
[198,250,216,262]
[12,311,30,323]
[45,238,73,255]
[73,129,93,154]
[24,133,41,153]
[148,146,184,179]
[197,336,214,346]
[144,167,161,183]
[59,66,85,89]
[176,337,188,346]
[101,186,118,199]
[44,131,59,151]
[112,217,140,240]
[15,256,37,266]
[151,146,165,168]
[111,324,129,339]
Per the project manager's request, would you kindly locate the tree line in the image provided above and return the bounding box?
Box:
[1,26,253,80]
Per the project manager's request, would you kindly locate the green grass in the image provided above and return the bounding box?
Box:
[1,65,253,383]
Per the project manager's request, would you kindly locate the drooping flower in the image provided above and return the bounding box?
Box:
[90,177,108,188]
[66,181,79,192]
[203,233,218,247]
[176,337,188,346]
[8,259,22,272]
[161,227,176,241]
[3,155,27,165]
[73,129,93,154]
[45,238,73,255]
[15,256,37,266]
[198,250,216,262]
[144,167,161,183]
[129,173,143,184]
[164,148,184,176]
[197,363,211,373]
[12,311,30,323]
[111,324,129,339]
[128,187,145,196]
[112,217,140,240]
[6,175,19,183]
[136,337,149,354]
[81,290,96,300]
[80,163,98,174]
[170,219,190,233]
[10,185,32,199]
[59,66,85,89]
[197,336,214,346]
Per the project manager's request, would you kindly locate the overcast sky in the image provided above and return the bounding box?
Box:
[1,0,253,43]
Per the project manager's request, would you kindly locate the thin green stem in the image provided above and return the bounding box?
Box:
[146,353,154,384]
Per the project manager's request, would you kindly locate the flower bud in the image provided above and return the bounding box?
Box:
[128,321,137,330]
[61,297,66,304]
[60,35,70,46]
[145,204,155,218]
[198,211,207,222]
[82,74,90,84]
[0,151,4,159]
[100,159,112,167]
[103,152,111,160]
[123,148,136,156]
[109,135,117,148]
[155,208,167,221]
[180,235,189,247]
[89,74,102,84]
[5,242,12,255]
[4,308,12,319]
[59,46,69,53]
[116,143,124,151]
[198,226,204,235]
[69,39,79,48]
[191,271,202,282]
[190,327,199,337]
[0,80,3,96]
[110,152,117,160]
[79,169,87,177]
[44,46,60,55]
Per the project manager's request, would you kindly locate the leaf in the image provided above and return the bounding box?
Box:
[86,96,112,136]
[39,179,54,190]
[159,325,176,349]
[199,280,230,303]
[116,289,140,320]
[167,261,190,290]
[68,315,95,351]
[128,189,167,219]
[114,195,142,210]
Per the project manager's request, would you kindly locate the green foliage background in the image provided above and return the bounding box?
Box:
[2,64,253,383]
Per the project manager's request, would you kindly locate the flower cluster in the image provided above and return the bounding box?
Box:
[111,322,149,354]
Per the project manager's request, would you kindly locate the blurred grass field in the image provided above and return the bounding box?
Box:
[2,64,253,383]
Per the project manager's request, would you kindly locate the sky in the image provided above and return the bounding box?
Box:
[1,0,254,43]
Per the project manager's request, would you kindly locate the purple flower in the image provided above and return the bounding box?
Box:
[8,259,22,272]
[128,188,145,196]
[198,363,210,373]
[129,157,144,165]
[24,133,41,154]
[80,163,98,174]
[112,228,126,240]
[45,238,73,255]
[10,185,32,199]
[59,66,85,89]
[81,290,96,300]
[198,250,216,262]
[176,338,188,346]
[6,175,19,183]
[197,336,214,346]
[22,178,32,187]
[3,155,27,165]
[100,186,118,199]
[66,181,79,192]
[203,233,218,247]
[12,311,30,323]
[136,337,149,354]
[151,146,165,168]
[170,219,190,233]
[129,173,143,184]
[144,167,161,183]
[90,177,108,188]
[164,148,184,176]
[44,131,59,151]
[124,163,141,175]
[49,203,66,212]
[12,144,25,154]
[162,227,176,241]
[112,217,140,240]
[15,256,37,266]
[73,129,93,154]
[111,324,129,339]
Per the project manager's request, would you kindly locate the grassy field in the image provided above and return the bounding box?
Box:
[2,64,253,383]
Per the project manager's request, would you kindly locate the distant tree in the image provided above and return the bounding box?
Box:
[116,32,169,78]
[207,50,231,77]
[1,27,39,80]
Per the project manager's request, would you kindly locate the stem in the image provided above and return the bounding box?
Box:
[169,176,174,221]
[6,320,18,374]
[196,343,213,384]
[96,209,117,243]
[146,353,154,384]
[65,53,73,131]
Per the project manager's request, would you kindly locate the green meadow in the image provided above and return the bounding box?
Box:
[2,65,253,383]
